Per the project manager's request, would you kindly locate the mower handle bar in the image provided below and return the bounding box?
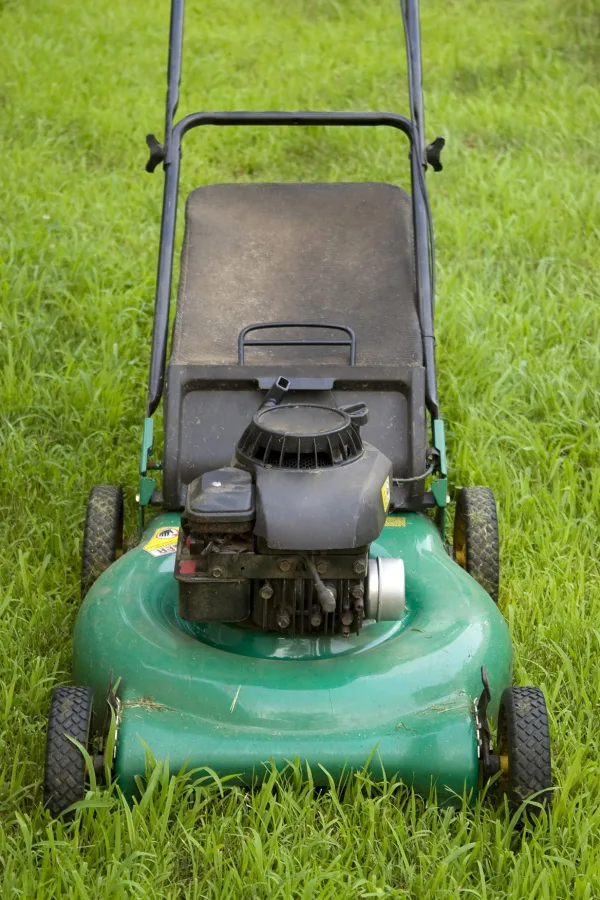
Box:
[171,110,412,162]
[146,0,439,423]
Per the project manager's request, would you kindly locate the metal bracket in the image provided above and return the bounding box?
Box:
[430,418,448,535]
[94,674,122,779]
[145,133,166,173]
[474,666,500,779]
[139,476,157,506]
[139,417,154,475]
[107,682,122,769]
[430,477,447,508]
[433,419,447,477]
[138,417,158,532]
[426,136,445,172]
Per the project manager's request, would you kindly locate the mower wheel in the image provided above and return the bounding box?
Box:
[453,487,499,602]
[81,485,123,597]
[497,686,552,816]
[44,686,93,818]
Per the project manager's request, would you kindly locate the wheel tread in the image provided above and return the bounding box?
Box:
[455,486,500,602]
[498,686,552,813]
[44,686,93,818]
[81,485,123,597]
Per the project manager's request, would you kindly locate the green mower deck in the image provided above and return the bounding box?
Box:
[73,513,512,800]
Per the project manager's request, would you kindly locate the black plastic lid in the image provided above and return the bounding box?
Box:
[185,467,255,523]
[235,403,363,471]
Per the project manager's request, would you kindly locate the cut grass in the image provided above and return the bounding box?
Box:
[1,0,599,896]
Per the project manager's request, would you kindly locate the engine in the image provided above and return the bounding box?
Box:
[174,378,405,636]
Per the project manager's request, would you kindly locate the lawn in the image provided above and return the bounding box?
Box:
[0,0,599,896]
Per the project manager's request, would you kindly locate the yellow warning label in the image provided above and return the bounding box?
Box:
[143,526,180,557]
[385,516,406,527]
[381,476,391,512]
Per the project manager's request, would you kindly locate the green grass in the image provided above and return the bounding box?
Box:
[1,0,599,895]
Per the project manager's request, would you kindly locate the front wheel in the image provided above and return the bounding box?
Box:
[44,686,93,818]
[496,686,552,816]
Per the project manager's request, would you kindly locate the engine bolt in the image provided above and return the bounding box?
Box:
[259,583,274,600]
[351,584,364,600]
[212,567,223,578]
[279,559,292,572]
[341,611,354,626]
[316,561,328,575]
[353,558,366,574]
[277,612,291,629]
[310,612,323,628]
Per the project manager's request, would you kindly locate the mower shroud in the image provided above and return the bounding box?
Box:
[74,513,511,799]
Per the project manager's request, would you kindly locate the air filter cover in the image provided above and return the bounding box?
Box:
[235,404,363,471]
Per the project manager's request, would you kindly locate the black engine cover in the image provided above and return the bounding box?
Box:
[254,443,392,550]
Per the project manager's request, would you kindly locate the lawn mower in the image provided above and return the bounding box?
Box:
[43,0,552,817]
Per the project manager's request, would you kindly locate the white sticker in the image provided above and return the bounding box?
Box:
[143,526,180,557]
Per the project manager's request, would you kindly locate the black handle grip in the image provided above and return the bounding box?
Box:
[145,133,166,173]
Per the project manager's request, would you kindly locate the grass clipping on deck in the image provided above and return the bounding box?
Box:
[0,0,599,896]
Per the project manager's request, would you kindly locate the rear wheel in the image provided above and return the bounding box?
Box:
[81,485,123,598]
[453,486,499,602]
[44,686,93,818]
[496,686,552,816]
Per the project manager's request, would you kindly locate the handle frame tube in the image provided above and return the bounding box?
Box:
[146,0,439,419]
